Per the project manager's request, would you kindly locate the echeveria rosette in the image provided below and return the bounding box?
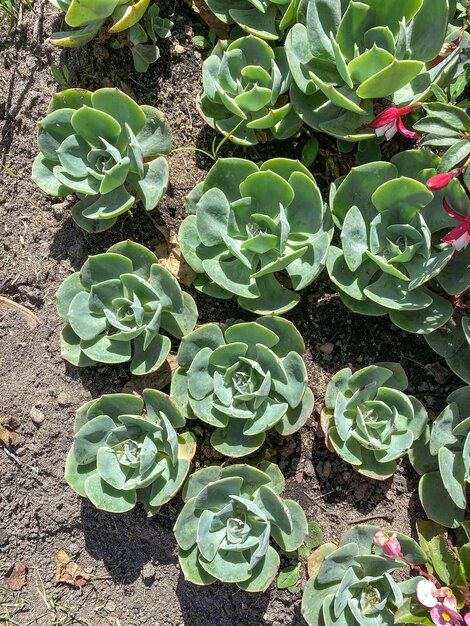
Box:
[171,317,314,457]
[327,150,470,335]
[285,0,466,140]
[65,390,196,514]
[174,462,307,590]
[32,88,171,232]
[425,311,470,385]
[323,363,428,480]
[409,386,470,528]
[203,0,300,40]
[179,157,333,314]
[302,525,427,626]
[198,35,302,146]
[55,240,197,375]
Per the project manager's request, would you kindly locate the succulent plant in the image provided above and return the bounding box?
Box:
[425,310,470,385]
[286,0,466,140]
[179,157,333,314]
[302,525,427,626]
[409,386,470,528]
[55,240,197,374]
[327,150,470,335]
[198,35,302,145]
[47,1,172,72]
[174,462,307,590]
[322,363,428,480]
[171,316,314,457]
[203,0,300,40]
[65,390,196,514]
[32,88,171,233]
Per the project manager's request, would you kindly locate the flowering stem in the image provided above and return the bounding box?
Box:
[399,555,439,585]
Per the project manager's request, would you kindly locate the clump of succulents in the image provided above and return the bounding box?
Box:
[198,35,302,145]
[286,0,466,140]
[322,363,428,480]
[65,390,196,514]
[55,240,197,374]
[179,157,333,314]
[302,525,427,626]
[409,386,470,528]
[327,150,469,334]
[425,308,470,385]
[47,1,172,72]
[171,316,313,457]
[203,0,299,40]
[174,462,307,590]
[32,88,171,232]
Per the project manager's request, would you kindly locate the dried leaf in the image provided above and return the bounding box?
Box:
[307,543,337,579]
[183,0,230,40]
[0,296,40,328]
[4,562,28,590]
[154,226,196,287]
[123,354,179,394]
[55,549,92,588]
[0,416,25,447]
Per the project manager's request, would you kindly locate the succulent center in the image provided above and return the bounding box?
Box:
[361,584,381,614]
[246,221,265,237]
[119,439,142,465]
[232,371,252,394]
[226,511,248,545]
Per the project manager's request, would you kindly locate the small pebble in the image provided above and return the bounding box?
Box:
[319,343,334,355]
[30,406,45,425]
[105,600,117,613]
[322,460,332,478]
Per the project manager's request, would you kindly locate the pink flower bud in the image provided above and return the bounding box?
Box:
[373,531,402,558]
[426,170,461,191]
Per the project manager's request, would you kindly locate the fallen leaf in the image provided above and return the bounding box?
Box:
[154,226,196,287]
[123,354,179,394]
[0,416,25,447]
[4,562,28,590]
[183,0,230,40]
[307,543,337,579]
[0,295,40,328]
[55,549,92,588]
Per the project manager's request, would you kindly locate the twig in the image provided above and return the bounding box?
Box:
[348,513,394,525]
[183,0,230,39]
[2,446,39,473]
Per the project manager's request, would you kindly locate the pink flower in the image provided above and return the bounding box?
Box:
[430,603,463,626]
[441,198,470,253]
[369,104,422,141]
[464,613,470,626]
[417,581,458,610]
[433,32,464,66]
[373,531,403,558]
[426,170,461,191]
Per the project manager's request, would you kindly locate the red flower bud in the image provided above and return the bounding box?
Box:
[426,170,461,191]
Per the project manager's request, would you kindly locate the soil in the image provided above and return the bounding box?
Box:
[0,2,463,625]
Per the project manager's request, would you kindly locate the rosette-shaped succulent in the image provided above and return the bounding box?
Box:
[409,386,470,528]
[171,316,314,456]
[32,88,171,232]
[174,462,307,590]
[56,241,197,374]
[323,363,428,479]
[327,150,469,334]
[65,390,196,514]
[286,0,465,140]
[425,310,470,385]
[204,0,299,40]
[198,35,302,145]
[179,157,333,314]
[302,525,427,626]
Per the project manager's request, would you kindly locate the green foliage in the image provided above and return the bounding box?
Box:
[323,363,428,480]
[302,525,426,626]
[409,386,470,528]
[179,157,333,313]
[46,0,172,72]
[55,240,197,374]
[173,462,307,590]
[425,311,470,385]
[0,0,33,32]
[171,316,313,457]
[286,0,467,140]
[198,35,302,145]
[32,88,171,232]
[65,390,196,514]
[416,521,469,589]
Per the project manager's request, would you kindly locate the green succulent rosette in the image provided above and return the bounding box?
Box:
[65,390,196,514]
[179,157,333,314]
[302,525,427,626]
[198,35,302,146]
[171,317,314,457]
[56,240,198,374]
[286,0,467,140]
[174,462,307,590]
[327,150,470,334]
[32,88,171,232]
[323,363,428,480]
[425,310,470,385]
[409,386,470,528]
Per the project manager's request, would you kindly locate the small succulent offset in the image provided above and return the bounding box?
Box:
[409,386,470,528]
[302,525,427,626]
[65,390,196,514]
[47,1,173,73]
[179,157,333,314]
[203,0,300,40]
[322,363,428,480]
[55,241,197,374]
[286,0,465,140]
[174,462,307,591]
[198,35,302,146]
[171,317,314,457]
[32,88,171,232]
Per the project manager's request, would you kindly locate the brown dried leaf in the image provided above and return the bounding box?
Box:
[0,416,25,447]
[122,354,179,395]
[0,296,40,328]
[55,549,92,588]
[183,0,230,40]
[154,226,196,288]
[4,562,28,590]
